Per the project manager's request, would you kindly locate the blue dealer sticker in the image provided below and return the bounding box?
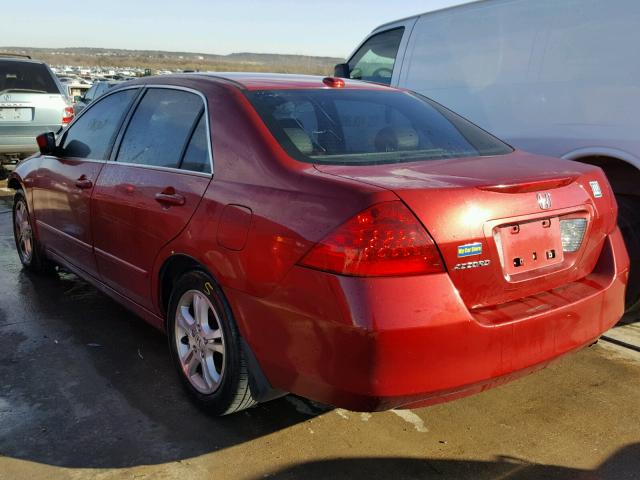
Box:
[457,242,483,258]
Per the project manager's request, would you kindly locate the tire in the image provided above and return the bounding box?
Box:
[167,270,257,415]
[617,194,640,310]
[12,190,53,273]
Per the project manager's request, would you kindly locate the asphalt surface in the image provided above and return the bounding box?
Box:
[0,185,639,480]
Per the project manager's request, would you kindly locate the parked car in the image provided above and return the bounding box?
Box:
[335,0,640,308]
[57,76,92,104]
[0,53,73,174]
[8,73,629,415]
[73,80,121,114]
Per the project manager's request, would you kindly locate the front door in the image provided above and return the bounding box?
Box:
[91,87,212,309]
[33,88,139,277]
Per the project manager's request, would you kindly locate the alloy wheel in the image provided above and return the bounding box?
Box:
[14,200,33,264]
[174,289,226,394]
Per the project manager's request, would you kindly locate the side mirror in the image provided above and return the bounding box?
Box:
[334,63,350,78]
[36,132,57,156]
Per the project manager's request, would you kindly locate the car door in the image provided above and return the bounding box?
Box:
[91,86,212,309]
[33,87,139,277]
[345,20,416,87]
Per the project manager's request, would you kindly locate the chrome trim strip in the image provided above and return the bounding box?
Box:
[94,246,148,276]
[107,160,212,178]
[36,220,92,253]
[42,155,106,165]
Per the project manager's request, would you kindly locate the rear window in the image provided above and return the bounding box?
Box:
[246,89,512,165]
[0,61,60,95]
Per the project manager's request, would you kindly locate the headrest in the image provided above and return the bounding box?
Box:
[374,127,419,152]
[283,126,313,155]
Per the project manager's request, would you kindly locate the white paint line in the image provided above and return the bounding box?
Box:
[391,409,429,432]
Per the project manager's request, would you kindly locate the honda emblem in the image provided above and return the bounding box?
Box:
[537,192,552,210]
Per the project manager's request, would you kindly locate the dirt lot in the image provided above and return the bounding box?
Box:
[0,190,639,480]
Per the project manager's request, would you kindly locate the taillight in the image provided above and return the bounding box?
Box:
[299,201,444,277]
[62,106,74,125]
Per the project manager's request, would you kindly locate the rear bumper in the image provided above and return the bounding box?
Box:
[227,227,629,411]
[0,136,38,158]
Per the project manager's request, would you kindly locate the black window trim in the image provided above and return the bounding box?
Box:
[110,84,214,178]
[177,108,206,171]
[57,85,143,163]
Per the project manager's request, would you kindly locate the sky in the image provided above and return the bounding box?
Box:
[2,0,468,58]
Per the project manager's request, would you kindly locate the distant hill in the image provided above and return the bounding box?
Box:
[0,47,344,75]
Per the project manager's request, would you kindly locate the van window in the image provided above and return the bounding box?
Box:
[246,88,512,166]
[348,28,404,85]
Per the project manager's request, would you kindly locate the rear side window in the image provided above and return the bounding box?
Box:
[180,115,211,174]
[60,89,138,159]
[0,61,60,94]
[348,28,404,85]
[246,89,512,165]
[116,89,203,169]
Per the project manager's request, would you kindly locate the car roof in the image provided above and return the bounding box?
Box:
[129,72,394,91]
[0,56,47,65]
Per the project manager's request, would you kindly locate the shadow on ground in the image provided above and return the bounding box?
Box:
[254,444,640,480]
[0,234,329,468]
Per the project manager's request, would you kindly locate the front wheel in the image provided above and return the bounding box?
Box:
[12,190,52,273]
[167,270,257,415]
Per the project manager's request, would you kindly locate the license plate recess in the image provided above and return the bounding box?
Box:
[498,217,563,276]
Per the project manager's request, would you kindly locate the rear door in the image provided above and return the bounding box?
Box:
[92,86,212,309]
[33,87,139,277]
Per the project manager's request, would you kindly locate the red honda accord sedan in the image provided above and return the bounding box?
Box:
[8,74,629,415]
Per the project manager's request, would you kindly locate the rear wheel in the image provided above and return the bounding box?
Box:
[12,190,52,273]
[617,194,640,310]
[167,270,257,415]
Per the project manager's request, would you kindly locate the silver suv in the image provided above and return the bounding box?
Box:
[0,54,72,174]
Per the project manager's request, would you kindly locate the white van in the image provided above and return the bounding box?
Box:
[336,0,640,307]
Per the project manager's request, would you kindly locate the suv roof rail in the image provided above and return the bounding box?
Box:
[0,52,32,59]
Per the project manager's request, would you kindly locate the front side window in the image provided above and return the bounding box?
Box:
[60,89,138,159]
[116,88,203,169]
[348,28,404,85]
[246,89,512,166]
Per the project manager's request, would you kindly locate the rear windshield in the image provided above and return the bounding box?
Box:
[0,61,60,95]
[246,89,512,165]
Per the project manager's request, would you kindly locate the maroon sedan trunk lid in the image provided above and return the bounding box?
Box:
[316,152,618,309]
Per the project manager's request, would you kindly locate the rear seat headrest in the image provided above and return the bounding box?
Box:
[374,127,419,152]
[283,126,314,155]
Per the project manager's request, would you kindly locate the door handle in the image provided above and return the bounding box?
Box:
[75,176,93,189]
[155,191,185,206]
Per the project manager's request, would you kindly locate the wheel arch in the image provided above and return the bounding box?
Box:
[158,253,208,321]
[157,252,286,402]
[563,147,640,197]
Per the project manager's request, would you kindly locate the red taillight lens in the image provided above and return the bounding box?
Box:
[62,107,74,125]
[299,201,444,277]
